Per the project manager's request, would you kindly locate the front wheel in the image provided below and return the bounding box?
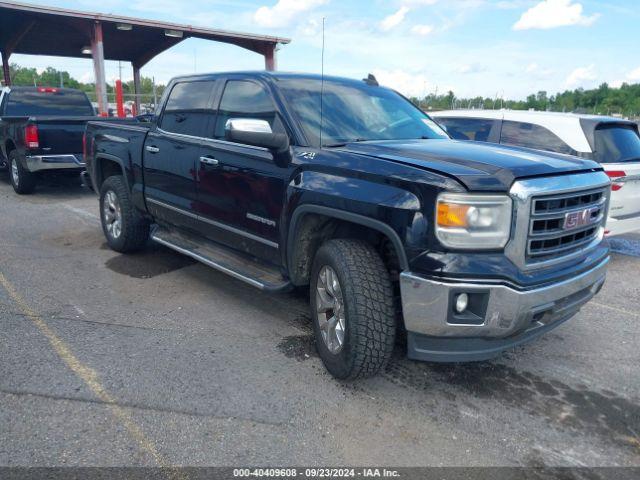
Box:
[100,175,150,253]
[310,239,396,380]
[9,151,37,194]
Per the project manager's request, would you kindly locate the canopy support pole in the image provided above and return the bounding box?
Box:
[264,45,277,71]
[91,21,108,115]
[132,64,141,114]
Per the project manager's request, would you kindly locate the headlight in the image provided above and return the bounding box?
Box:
[436,193,512,249]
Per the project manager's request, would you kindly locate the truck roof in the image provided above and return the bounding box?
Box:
[168,71,385,88]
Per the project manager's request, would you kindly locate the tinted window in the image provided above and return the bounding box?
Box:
[278,78,448,147]
[437,118,495,142]
[5,88,94,116]
[500,121,574,155]
[214,80,281,139]
[593,124,640,163]
[160,81,215,137]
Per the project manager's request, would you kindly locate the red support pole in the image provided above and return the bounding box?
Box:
[115,79,125,118]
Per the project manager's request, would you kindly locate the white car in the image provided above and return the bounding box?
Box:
[431,110,640,236]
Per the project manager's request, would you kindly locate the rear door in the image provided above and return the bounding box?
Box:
[592,124,640,222]
[143,80,216,231]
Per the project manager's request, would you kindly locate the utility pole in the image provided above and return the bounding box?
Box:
[59,71,63,88]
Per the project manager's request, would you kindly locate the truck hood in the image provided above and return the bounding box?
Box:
[338,139,601,191]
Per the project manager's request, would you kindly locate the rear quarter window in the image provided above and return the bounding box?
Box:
[159,81,216,137]
[5,89,94,116]
[500,120,575,155]
[593,124,640,163]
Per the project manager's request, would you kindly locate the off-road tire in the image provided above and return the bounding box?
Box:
[310,239,396,380]
[9,151,37,194]
[100,175,150,253]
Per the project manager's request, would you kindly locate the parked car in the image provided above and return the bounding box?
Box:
[431,110,640,236]
[0,86,121,194]
[84,72,610,379]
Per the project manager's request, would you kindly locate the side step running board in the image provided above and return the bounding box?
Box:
[151,227,292,293]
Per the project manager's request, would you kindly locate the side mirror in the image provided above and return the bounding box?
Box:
[225,118,290,166]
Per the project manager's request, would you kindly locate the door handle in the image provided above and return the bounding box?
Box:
[199,156,219,166]
[146,145,160,153]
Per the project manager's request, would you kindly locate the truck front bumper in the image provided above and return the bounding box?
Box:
[25,154,85,172]
[400,256,609,362]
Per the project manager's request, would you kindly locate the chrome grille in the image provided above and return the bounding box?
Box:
[526,188,608,262]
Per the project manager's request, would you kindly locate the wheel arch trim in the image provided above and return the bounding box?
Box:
[94,153,129,188]
[287,204,409,279]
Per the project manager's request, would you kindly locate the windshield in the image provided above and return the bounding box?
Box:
[593,124,640,163]
[5,89,94,116]
[278,77,448,147]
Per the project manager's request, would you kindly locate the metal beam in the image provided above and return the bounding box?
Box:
[90,21,108,115]
[1,50,10,86]
[132,64,141,114]
[133,37,184,69]
[4,19,36,56]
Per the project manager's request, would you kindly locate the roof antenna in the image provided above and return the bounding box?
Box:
[319,17,325,149]
[362,74,378,86]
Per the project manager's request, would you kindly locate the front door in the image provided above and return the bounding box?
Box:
[143,80,216,231]
[194,78,291,263]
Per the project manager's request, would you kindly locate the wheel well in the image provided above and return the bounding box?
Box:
[289,213,403,286]
[4,140,16,159]
[96,157,124,188]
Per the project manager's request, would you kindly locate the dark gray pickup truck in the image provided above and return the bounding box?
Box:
[0,86,117,194]
[84,71,611,380]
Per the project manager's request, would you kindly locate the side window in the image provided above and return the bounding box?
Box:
[159,81,215,137]
[500,121,574,155]
[214,80,283,140]
[436,118,496,142]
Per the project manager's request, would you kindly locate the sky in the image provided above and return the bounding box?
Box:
[10,0,640,100]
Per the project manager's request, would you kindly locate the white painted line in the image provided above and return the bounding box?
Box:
[62,205,100,225]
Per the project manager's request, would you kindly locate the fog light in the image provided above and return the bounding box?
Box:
[455,293,469,313]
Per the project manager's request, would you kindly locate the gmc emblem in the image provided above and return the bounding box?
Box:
[563,207,599,230]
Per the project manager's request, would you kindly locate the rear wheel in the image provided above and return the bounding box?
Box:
[9,151,37,194]
[310,239,396,380]
[100,175,150,253]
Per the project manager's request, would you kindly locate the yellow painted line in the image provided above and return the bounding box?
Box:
[0,271,184,478]
[590,301,640,318]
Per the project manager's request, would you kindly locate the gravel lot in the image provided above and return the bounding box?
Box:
[0,174,639,468]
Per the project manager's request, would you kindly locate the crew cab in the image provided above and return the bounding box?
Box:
[1,86,104,194]
[432,110,640,236]
[84,72,611,379]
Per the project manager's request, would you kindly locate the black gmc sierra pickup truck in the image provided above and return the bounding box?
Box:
[0,86,117,194]
[84,72,611,379]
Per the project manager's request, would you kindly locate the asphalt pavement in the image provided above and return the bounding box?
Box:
[0,174,638,468]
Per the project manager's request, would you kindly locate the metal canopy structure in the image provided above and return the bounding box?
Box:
[0,1,290,114]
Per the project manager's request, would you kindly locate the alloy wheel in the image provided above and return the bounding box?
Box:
[11,159,19,186]
[103,190,122,239]
[316,265,346,354]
